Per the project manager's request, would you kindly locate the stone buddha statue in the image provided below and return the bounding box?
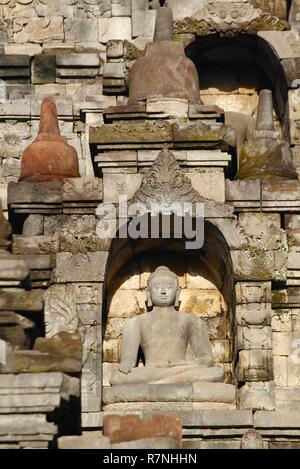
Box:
[110,266,226,386]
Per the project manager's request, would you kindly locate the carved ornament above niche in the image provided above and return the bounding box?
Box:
[174,3,288,36]
[132,149,203,208]
[131,149,233,218]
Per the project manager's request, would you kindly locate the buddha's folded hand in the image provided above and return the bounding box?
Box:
[119,359,134,374]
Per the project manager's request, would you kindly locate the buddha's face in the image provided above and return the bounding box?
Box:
[149,275,178,307]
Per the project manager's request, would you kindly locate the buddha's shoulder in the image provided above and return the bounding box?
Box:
[135,312,152,322]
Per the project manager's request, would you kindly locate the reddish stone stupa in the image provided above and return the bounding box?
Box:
[19,97,79,182]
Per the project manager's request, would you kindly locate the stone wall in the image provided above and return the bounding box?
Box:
[0,0,298,210]
[0,0,157,209]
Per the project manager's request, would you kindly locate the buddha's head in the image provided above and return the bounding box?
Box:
[147,266,180,308]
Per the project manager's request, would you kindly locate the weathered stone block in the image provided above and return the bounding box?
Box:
[254,411,300,428]
[111,0,131,16]
[103,62,125,78]
[0,254,29,283]
[13,254,52,271]
[0,414,56,437]
[225,180,260,203]
[2,349,81,374]
[232,250,275,281]
[237,326,272,350]
[81,325,101,355]
[131,9,156,37]
[0,371,79,394]
[44,215,63,236]
[0,100,31,118]
[22,214,44,237]
[8,181,63,205]
[185,440,241,450]
[55,252,108,283]
[146,97,189,118]
[273,355,288,386]
[58,433,110,449]
[77,304,101,325]
[34,332,82,362]
[63,177,102,202]
[269,441,300,449]
[238,212,282,250]
[272,332,295,356]
[60,215,96,235]
[108,289,147,318]
[0,55,29,68]
[206,316,228,341]
[103,173,142,203]
[81,351,102,412]
[239,382,275,411]
[235,282,272,305]
[112,437,179,449]
[236,304,271,326]
[211,340,231,362]
[285,213,300,246]
[103,338,121,362]
[201,410,253,427]
[238,349,273,381]
[186,271,216,290]
[0,289,44,312]
[271,310,292,332]
[99,17,132,43]
[103,414,182,446]
[56,53,100,67]
[276,388,300,411]
[186,172,225,203]
[90,121,172,146]
[179,289,225,318]
[14,17,64,43]
[31,55,56,85]
[4,44,42,56]
[64,18,99,43]
[75,283,103,304]
[107,40,124,59]
[81,412,103,428]
[290,120,300,146]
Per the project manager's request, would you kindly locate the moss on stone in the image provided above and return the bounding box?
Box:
[237,138,297,180]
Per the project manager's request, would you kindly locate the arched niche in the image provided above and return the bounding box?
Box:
[185,33,289,140]
[102,219,236,388]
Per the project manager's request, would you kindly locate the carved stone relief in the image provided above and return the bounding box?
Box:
[174,3,288,36]
[44,284,78,338]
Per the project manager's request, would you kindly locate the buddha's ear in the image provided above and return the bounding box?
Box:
[175,287,181,308]
[146,289,153,309]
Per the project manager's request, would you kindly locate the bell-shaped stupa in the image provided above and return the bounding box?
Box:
[237,89,297,180]
[128,2,200,105]
[19,97,79,182]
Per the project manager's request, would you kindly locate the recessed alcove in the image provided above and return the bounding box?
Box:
[102,219,235,389]
[185,34,289,138]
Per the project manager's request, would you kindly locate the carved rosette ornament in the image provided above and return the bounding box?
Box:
[174,3,288,36]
